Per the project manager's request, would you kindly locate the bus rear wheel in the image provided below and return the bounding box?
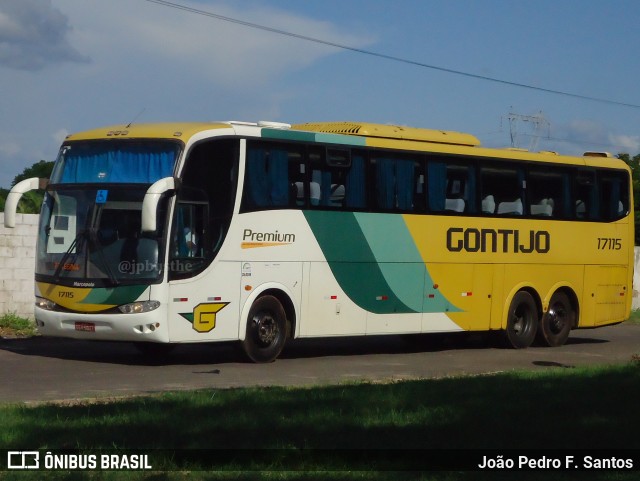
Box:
[242,295,288,363]
[536,291,573,347]
[504,291,538,348]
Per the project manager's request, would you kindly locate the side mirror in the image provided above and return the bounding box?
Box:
[141,177,177,233]
[3,177,47,228]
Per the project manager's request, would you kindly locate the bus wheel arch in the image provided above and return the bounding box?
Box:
[260,288,296,339]
[503,288,540,349]
[537,288,577,347]
[239,286,296,363]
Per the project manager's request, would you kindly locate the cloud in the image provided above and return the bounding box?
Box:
[540,119,640,156]
[608,134,640,154]
[563,119,607,144]
[60,0,373,89]
[0,0,89,70]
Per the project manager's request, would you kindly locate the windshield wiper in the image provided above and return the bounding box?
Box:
[51,227,120,287]
[51,229,87,283]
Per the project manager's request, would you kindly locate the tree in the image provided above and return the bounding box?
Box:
[617,153,640,245]
[0,160,54,214]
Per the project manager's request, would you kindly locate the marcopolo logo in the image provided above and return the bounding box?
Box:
[241,229,296,249]
[446,227,551,254]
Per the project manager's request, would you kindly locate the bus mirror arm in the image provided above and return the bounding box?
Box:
[141,176,179,233]
[3,177,44,228]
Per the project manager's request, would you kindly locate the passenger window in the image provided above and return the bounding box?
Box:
[309,148,349,209]
[372,155,421,212]
[527,170,570,218]
[481,166,524,215]
[242,143,304,210]
[428,160,477,214]
[575,171,598,220]
[599,171,629,221]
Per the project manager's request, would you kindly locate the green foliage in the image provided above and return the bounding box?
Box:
[0,160,54,213]
[618,152,640,245]
[12,160,55,187]
[0,187,7,212]
[0,312,37,337]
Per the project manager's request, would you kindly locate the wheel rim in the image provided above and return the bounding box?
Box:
[252,311,278,346]
[512,305,529,337]
[547,303,567,335]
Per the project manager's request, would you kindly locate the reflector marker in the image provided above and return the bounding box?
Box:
[461,292,473,297]
[208,296,223,301]
[376,295,389,301]
[173,298,188,302]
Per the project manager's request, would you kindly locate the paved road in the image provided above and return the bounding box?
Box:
[1,323,639,404]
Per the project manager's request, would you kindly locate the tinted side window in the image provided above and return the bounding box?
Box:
[427,159,477,214]
[527,169,571,218]
[599,170,629,221]
[372,155,422,212]
[480,165,524,215]
[242,142,304,211]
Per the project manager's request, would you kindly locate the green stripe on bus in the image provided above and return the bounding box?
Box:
[81,285,148,306]
[261,128,367,146]
[354,213,448,312]
[304,211,459,314]
[261,128,315,142]
[304,211,416,314]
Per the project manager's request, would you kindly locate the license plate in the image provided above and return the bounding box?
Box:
[75,322,95,332]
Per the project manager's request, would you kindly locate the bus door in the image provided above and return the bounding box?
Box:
[167,198,241,342]
[166,138,241,343]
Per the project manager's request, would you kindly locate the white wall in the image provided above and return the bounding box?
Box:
[0,213,39,319]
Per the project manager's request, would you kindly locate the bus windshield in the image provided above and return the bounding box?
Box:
[36,186,170,286]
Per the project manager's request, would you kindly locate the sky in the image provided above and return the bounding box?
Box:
[1,0,640,188]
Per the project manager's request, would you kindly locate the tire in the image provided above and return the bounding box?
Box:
[536,291,574,347]
[504,291,539,348]
[242,295,288,363]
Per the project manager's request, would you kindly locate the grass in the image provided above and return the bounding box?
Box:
[626,308,640,325]
[1,312,639,479]
[0,362,639,480]
[0,312,37,338]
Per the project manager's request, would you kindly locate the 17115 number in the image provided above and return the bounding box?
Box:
[597,238,622,250]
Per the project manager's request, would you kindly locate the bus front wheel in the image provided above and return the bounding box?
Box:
[536,291,573,347]
[504,291,538,349]
[242,295,288,363]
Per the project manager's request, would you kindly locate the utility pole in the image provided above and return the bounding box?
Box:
[506,110,550,151]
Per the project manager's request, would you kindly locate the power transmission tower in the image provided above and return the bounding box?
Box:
[507,110,550,151]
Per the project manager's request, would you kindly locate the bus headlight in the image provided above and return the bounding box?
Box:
[36,297,56,311]
[118,300,161,314]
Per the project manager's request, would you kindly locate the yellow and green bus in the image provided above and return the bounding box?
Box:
[4,120,633,362]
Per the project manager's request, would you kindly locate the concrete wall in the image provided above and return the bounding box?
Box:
[0,213,39,319]
[1,213,640,319]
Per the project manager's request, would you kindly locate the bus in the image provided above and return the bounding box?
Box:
[4,120,633,362]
